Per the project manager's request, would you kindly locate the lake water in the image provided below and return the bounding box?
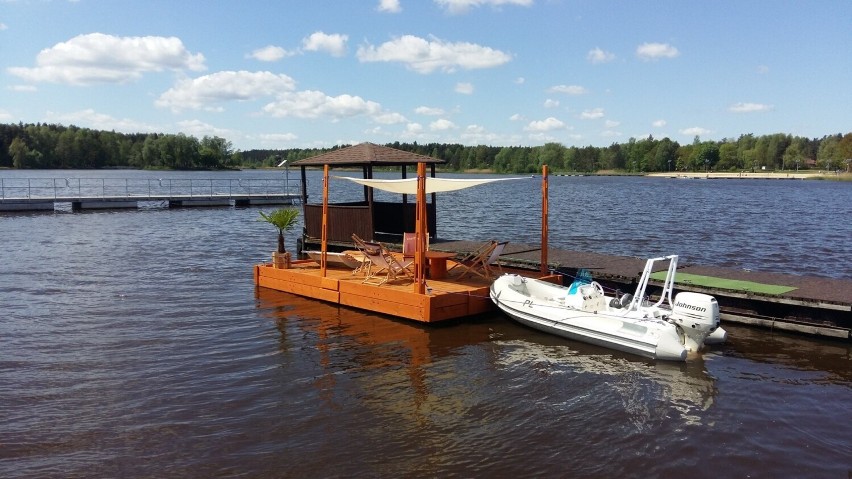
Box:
[1,169,850,478]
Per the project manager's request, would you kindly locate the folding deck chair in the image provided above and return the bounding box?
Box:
[352,234,413,285]
[451,241,508,279]
[448,241,496,275]
[402,232,430,258]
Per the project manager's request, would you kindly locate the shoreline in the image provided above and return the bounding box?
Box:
[646,171,849,180]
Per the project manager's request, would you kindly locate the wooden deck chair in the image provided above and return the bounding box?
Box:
[351,233,379,275]
[448,240,497,274]
[360,241,414,285]
[453,241,508,279]
[402,232,430,258]
[402,233,429,258]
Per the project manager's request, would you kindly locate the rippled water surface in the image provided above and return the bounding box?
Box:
[1,170,850,478]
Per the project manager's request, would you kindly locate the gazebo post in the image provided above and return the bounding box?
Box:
[321,164,329,276]
[401,165,408,205]
[540,165,549,274]
[430,163,437,239]
[413,162,427,294]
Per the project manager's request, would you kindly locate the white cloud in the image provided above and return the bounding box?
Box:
[435,0,533,15]
[373,112,408,124]
[679,127,712,136]
[524,117,565,132]
[8,84,37,92]
[257,132,299,145]
[527,133,558,143]
[604,119,620,128]
[156,71,296,113]
[455,82,474,94]
[176,119,235,138]
[405,123,425,134]
[303,32,349,57]
[415,106,445,115]
[0,109,13,121]
[377,0,401,12]
[248,45,293,62]
[729,102,773,113]
[514,77,525,84]
[579,108,604,119]
[0,23,7,31]
[44,108,159,133]
[459,124,502,145]
[509,113,526,121]
[636,42,679,61]
[430,118,457,130]
[356,34,512,73]
[263,90,383,120]
[652,119,667,127]
[548,84,587,95]
[587,47,615,64]
[544,99,559,108]
[8,33,205,85]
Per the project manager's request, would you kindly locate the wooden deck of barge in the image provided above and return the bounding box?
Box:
[254,255,560,323]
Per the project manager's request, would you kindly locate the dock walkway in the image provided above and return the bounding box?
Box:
[0,177,300,211]
[309,238,849,339]
[278,238,852,340]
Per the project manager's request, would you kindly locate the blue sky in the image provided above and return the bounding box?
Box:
[1,0,850,151]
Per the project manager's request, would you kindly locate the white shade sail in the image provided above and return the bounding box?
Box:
[333,176,527,194]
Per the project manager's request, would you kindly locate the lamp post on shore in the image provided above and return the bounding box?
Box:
[277,157,290,194]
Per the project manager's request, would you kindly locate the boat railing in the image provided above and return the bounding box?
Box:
[624,255,678,313]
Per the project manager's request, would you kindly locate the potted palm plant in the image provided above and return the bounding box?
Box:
[259,207,300,268]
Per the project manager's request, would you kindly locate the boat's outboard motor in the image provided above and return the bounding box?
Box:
[670,292,720,351]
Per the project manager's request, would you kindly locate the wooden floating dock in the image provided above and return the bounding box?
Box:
[0,193,300,211]
[285,238,852,339]
[254,144,850,341]
[254,256,560,323]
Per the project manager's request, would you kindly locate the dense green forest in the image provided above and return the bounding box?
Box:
[2,122,851,173]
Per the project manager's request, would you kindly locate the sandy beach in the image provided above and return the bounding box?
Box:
[646,171,842,180]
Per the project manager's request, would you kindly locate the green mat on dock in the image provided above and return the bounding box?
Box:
[649,272,798,295]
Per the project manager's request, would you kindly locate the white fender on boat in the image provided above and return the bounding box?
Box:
[656,333,688,361]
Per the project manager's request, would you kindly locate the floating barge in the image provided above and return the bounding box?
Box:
[254,143,851,340]
[254,143,558,323]
[254,257,559,323]
[257,239,851,338]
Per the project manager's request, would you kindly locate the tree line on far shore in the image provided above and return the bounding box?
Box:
[2,122,850,173]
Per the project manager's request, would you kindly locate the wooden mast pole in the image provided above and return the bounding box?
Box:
[540,164,549,275]
[321,164,329,277]
[413,162,427,294]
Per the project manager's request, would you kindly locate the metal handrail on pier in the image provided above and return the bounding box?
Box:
[0,177,302,202]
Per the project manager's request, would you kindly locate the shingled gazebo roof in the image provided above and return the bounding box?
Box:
[291,142,444,167]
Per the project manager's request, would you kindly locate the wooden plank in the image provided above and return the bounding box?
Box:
[321,277,339,291]
[340,292,426,321]
[259,275,340,303]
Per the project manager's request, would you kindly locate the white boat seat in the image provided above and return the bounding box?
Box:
[565,283,607,313]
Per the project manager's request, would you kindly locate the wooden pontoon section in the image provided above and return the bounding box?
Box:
[253,260,560,323]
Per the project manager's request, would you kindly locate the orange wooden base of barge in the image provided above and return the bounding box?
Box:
[254,261,560,323]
